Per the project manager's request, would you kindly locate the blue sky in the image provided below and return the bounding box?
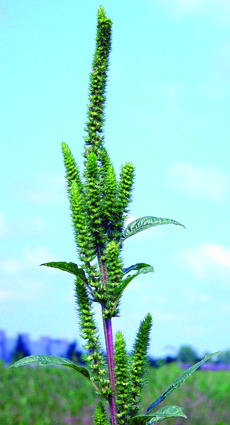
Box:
[1,0,230,358]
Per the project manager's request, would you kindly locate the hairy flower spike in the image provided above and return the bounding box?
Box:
[70,181,96,262]
[115,162,135,236]
[114,332,131,425]
[97,147,121,240]
[117,162,135,212]
[129,313,153,415]
[98,147,113,171]
[62,142,83,194]
[94,401,109,425]
[75,277,110,396]
[102,165,117,226]
[102,241,123,317]
[84,6,112,154]
[84,151,104,245]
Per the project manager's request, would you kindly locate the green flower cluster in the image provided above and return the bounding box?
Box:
[61,7,141,410]
[60,8,154,420]
[94,401,109,425]
[114,316,152,424]
[75,277,110,397]
[62,6,135,323]
[84,6,112,153]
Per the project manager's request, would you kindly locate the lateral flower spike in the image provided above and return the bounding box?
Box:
[70,181,96,262]
[94,401,109,425]
[102,164,117,228]
[84,150,104,244]
[115,162,135,236]
[61,142,83,194]
[84,6,112,154]
[129,313,153,416]
[75,277,110,397]
[114,331,131,425]
[103,241,123,318]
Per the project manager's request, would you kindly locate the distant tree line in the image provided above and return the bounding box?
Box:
[10,336,230,366]
[11,335,31,363]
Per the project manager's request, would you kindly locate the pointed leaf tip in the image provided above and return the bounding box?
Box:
[123,262,154,276]
[40,261,87,282]
[9,355,90,378]
[111,264,154,315]
[146,352,220,414]
[122,216,185,242]
[129,405,186,425]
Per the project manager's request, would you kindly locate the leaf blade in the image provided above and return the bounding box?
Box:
[119,266,154,294]
[123,263,153,276]
[41,261,87,282]
[111,265,154,316]
[129,405,187,425]
[146,352,220,414]
[122,216,185,242]
[9,354,90,377]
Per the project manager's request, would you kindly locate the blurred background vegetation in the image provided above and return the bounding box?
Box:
[1,337,230,425]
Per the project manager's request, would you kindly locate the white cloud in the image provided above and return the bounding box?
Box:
[0,290,12,301]
[14,216,45,235]
[181,242,230,279]
[0,274,49,304]
[155,311,176,323]
[0,247,57,305]
[0,212,45,239]
[168,162,228,201]
[16,173,66,204]
[124,215,138,226]
[0,259,25,274]
[0,211,7,238]
[0,287,27,302]
[0,246,55,275]
[156,0,230,23]
[205,244,230,267]
[172,0,207,14]
[24,246,54,266]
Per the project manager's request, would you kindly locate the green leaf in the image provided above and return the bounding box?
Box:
[146,352,220,414]
[9,355,90,377]
[123,262,153,276]
[111,265,154,315]
[122,216,185,242]
[41,261,87,283]
[9,354,102,393]
[119,265,154,295]
[129,405,187,425]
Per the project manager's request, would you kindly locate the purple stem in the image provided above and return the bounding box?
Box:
[103,313,116,425]
[97,250,117,425]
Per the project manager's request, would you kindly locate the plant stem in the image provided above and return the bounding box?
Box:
[97,250,117,425]
[103,313,117,425]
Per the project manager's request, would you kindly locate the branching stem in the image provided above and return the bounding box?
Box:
[103,314,116,425]
[98,250,117,425]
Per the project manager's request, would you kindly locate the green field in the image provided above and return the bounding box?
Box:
[0,361,229,425]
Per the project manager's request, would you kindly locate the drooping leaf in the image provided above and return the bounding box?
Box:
[118,265,154,295]
[129,405,186,425]
[146,352,220,414]
[111,265,154,316]
[122,216,185,242]
[40,261,87,283]
[9,354,101,392]
[123,263,153,276]
[9,355,89,377]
